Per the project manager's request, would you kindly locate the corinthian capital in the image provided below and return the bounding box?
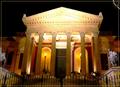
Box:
[92,32,99,37]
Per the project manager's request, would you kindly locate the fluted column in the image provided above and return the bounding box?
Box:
[30,41,36,73]
[66,32,71,77]
[80,32,86,74]
[92,32,101,72]
[21,32,31,75]
[26,37,34,74]
[35,33,44,74]
[29,38,35,73]
[50,33,57,76]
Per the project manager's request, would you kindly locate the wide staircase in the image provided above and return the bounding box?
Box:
[0,67,23,86]
[0,67,120,87]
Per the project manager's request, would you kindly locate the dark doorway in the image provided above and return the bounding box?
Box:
[100,54,108,70]
[86,46,93,73]
[6,51,14,65]
[55,49,66,78]
[18,53,23,69]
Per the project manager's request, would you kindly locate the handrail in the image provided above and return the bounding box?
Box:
[103,67,120,75]
[0,67,100,86]
[0,67,22,78]
[99,66,120,87]
[0,67,23,86]
[100,66,120,79]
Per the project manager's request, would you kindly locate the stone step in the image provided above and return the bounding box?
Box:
[23,78,99,86]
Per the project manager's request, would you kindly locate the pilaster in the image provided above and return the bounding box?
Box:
[92,32,101,72]
[80,32,86,74]
[50,33,57,76]
[66,32,71,77]
[21,32,31,75]
[35,33,44,74]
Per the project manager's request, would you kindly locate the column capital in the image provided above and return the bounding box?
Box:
[52,32,57,36]
[37,32,44,40]
[92,32,99,37]
[38,32,44,36]
[66,32,71,36]
[80,32,85,37]
[25,32,31,37]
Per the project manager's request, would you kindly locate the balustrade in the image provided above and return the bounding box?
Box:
[100,67,120,87]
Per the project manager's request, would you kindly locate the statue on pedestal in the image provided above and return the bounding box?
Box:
[0,48,6,67]
[108,49,118,67]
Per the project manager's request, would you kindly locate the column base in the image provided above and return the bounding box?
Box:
[50,75,55,79]
[21,72,27,75]
[65,75,71,79]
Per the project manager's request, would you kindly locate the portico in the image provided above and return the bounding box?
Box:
[21,7,103,77]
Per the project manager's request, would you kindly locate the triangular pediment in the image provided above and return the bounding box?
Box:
[28,7,98,18]
[22,7,103,33]
[24,7,100,21]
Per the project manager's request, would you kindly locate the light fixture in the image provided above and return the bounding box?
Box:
[91,72,96,77]
[44,52,47,57]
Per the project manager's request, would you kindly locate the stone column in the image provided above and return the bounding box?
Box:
[80,32,86,74]
[92,32,101,72]
[30,41,36,73]
[50,33,56,77]
[35,33,44,74]
[10,46,18,72]
[21,32,31,75]
[66,32,71,77]
[26,37,34,74]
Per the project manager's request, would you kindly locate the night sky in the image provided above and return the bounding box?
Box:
[1,1,119,36]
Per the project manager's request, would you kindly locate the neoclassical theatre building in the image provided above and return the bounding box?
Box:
[20,7,103,77]
[3,7,120,77]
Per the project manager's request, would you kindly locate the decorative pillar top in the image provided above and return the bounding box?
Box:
[92,32,99,37]
[52,32,57,35]
[66,32,71,36]
[80,32,85,37]
[25,32,32,37]
[51,32,57,38]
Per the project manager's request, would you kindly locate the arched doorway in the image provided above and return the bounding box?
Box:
[41,47,51,73]
[74,47,88,73]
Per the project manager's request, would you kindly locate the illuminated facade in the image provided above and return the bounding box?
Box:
[21,7,103,77]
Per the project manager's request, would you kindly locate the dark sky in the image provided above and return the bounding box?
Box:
[1,1,119,36]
